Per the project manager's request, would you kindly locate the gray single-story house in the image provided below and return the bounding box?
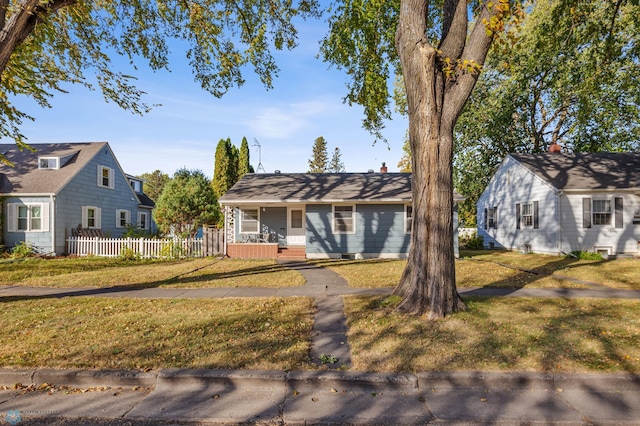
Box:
[1,142,156,255]
[219,171,464,259]
[477,151,640,257]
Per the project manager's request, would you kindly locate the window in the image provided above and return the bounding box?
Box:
[516,202,538,230]
[98,166,114,189]
[333,205,355,233]
[291,209,303,229]
[521,203,533,227]
[82,206,102,229]
[7,203,48,232]
[138,212,149,230]
[593,200,612,225]
[38,157,59,169]
[405,205,413,233]
[130,179,142,193]
[240,209,259,233]
[484,206,497,229]
[116,210,130,228]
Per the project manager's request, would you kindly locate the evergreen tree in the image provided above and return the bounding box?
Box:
[308,136,328,173]
[238,137,252,177]
[212,138,236,200]
[328,147,346,173]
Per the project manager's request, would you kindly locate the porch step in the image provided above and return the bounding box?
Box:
[277,246,306,260]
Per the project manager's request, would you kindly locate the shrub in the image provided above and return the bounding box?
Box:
[567,250,604,261]
[461,231,484,250]
[120,247,141,261]
[11,242,35,259]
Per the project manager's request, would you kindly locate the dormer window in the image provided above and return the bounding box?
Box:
[38,157,59,169]
[130,179,142,193]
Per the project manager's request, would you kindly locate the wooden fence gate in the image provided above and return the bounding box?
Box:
[203,226,224,257]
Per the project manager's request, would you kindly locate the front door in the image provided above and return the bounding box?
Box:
[287,207,306,246]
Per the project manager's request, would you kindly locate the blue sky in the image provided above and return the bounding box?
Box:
[5,16,408,179]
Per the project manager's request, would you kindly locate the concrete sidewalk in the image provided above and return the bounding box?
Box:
[1,368,639,425]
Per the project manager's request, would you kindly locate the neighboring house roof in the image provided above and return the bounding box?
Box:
[0,142,107,195]
[219,173,465,204]
[136,192,156,208]
[510,152,640,190]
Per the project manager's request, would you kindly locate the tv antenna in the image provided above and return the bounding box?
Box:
[252,138,266,173]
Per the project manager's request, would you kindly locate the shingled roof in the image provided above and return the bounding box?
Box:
[219,173,465,204]
[509,152,640,190]
[0,142,107,195]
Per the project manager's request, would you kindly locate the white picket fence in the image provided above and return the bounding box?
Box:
[66,236,204,259]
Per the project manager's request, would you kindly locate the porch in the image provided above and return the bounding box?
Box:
[227,243,306,260]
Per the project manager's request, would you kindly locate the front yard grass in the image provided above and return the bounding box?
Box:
[0,297,314,370]
[1,295,637,373]
[311,251,640,290]
[345,295,640,373]
[0,258,305,288]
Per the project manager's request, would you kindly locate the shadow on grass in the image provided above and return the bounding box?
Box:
[0,258,305,303]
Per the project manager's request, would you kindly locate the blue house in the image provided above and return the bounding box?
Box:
[1,142,155,255]
[219,171,464,259]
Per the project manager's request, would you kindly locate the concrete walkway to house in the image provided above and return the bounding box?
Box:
[1,261,640,425]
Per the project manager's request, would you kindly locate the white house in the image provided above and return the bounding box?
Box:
[477,151,640,257]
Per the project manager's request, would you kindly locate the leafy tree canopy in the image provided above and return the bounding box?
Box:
[454,0,640,225]
[0,0,321,163]
[153,168,218,237]
[137,169,169,203]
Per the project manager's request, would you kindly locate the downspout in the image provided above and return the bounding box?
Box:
[50,194,56,256]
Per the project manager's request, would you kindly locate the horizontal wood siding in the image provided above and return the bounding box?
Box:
[560,193,640,255]
[477,156,559,254]
[306,203,410,257]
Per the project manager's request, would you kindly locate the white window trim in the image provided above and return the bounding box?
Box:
[97,165,115,189]
[592,199,612,226]
[239,208,260,234]
[82,206,102,229]
[137,211,149,230]
[38,157,59,169]
[116,209,130,228]
[332,204,356,234]
[404,204,413,234]
[7,203,49,232]
[521,202,534,227]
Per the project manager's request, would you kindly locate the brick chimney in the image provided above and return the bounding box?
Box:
[548,142,562,153]
[380,162,388,173]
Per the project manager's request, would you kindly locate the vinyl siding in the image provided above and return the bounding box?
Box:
[3,196,53,253]
[306,203,410,257]
[55,145,146,254]
[477,156,560,254]
[559,193,640,255]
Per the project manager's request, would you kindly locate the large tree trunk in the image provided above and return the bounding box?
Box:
[0,0,75,75]
[393,0,496,318]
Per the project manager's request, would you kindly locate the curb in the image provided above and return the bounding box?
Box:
[2,368,639,392]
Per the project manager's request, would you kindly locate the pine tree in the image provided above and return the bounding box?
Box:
[308,136,328,173]
[328,147,346,173]
[238,137,252,178]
